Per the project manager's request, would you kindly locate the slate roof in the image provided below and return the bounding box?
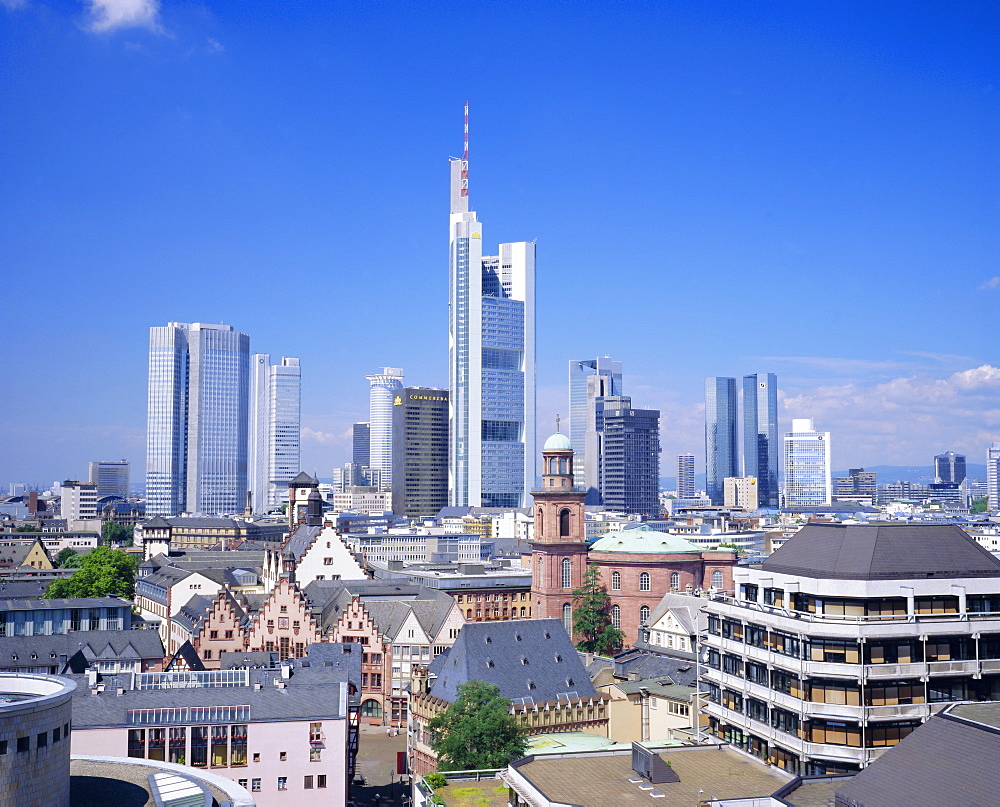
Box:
[165,640,207,672]
[834,705,1000,806]
[761,522,1000,580]
[0,629,164,671]
[0,596,130,611]
[220,650,279,669]
[646,592,704,636]
[0,579,52,599]
[429,619,597,704]
[172,594,214,633]
[282,524,321,560]
[610,650,698,687]
[290,471,318,485]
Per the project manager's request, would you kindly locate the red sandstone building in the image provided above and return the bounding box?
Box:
[531,433,737,646]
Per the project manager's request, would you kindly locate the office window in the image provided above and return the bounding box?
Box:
[317,775,327,788]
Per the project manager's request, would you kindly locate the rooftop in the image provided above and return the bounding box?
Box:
[589,525,705,554]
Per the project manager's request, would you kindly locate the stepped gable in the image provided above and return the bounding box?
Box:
[429,618,597,704]
[762,522,1000,581]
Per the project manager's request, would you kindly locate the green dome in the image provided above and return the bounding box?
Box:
[543,432,573,452]
[590,525,702,553]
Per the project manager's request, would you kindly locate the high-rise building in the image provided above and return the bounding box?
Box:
[833,468,877,500]
[783,418,831,507]
[448,104,536,508]
[391,387,449,518]
[60,480,98,523]
[146,322,250,517]
[724,476,759,511]
[352,423,370,467]
[249,355,301,512]
[987,443,1000,510]
[88,460,130,499]
[676,453,696,498]
[705,378,738,505]
[934,451,967,485]
[365,368,404,491]
[742,373,779,508]
[567,357,622,502]
[599,396,660,516]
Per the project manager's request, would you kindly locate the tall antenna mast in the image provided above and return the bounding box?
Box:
[461,101,469,199]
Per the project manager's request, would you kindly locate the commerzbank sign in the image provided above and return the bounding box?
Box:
[394,394,448,404]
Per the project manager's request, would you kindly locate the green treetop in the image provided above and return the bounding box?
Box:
[428,680,528,771]
[571,563,625,656]
[45,546,139,599]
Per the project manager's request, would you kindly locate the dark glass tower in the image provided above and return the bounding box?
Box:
[391,388,449,518]
[599,396,660,516]
[742,373,779,508]
[934,451,967,485]
[705,378,738,506]
[352,423,370,467]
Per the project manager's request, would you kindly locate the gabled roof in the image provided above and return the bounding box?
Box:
[429,619,597,704]
[165,641,207,672]
[143,516,172,529]
[762,523,1000,580]
[290,471,318,485]
[646,592,705,636]
[283,524,321,560]
[0,630,164,670]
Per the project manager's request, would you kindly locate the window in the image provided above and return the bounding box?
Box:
[191,727,208,767]
[561,558,572,589]
[640,605,650,624]
[563,604,572,632]
[712,570,724,588]
[310,747,322,762]
[318,775,327,788]
[639,572,651,592]
[611,605,621,629]
[304,776,314,789]
[17,736,29,753]
[279,751,287,761]
[252,779,261,792]
[169,728,186,764]
[278,777,287,790]
[238,779,248,789]
[559,509,570,537]
[128,729,145,758]
[231,725,247,765]
[611,571,621,591]
[211,725,228,766]
[670,572,679,591]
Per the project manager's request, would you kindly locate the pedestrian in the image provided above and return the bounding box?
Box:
[386,725,391,736]
[394,727,399,736]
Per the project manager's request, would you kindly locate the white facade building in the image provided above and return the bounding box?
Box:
[365,367,404,492]
[249,355,301,511]
[59,480,98,523]
[146,322,250,517]
[987,442,1000,511]
[783,418,831,507]
[448,105,536,508]
[676,453,696,498]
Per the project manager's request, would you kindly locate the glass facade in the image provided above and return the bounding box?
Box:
[568,357,622,500]
[742,373,779,508]
[391,388,449,518]
[705,377,738,505]
[783,419,831,506]
[365,368,404,491]
[249,355,301,511]
[599,396,660,516]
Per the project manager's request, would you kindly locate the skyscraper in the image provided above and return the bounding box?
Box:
[987,443,1000,510]
[599,395,661,516]
[391,387,449,518]
[568,357,622,499]
[448,104,536,508]
[352,423,370,467]
[146,322,250,516]
[88,460,130,499]
[934,451,967,485]
[676,453,696,498]
[783,418,831,507]
[365,368,404,491]
[249,355,301,512]
[705,377,738,505]
[742,373,779,508]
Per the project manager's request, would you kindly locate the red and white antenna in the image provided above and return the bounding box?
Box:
[461,101,469,198]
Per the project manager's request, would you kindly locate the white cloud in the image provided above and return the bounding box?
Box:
[979,276,1000,291]
[1,0,29,10]
[300,427,351,447]
[83,0,161,33]
[206,37,224,52]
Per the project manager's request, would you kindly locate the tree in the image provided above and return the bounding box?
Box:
[45,546,139,599]
[971,496,989,515]
[15,524,40,533]
[571,564,625,656]
[428,680,528,771]
[102,520,134,546]
[53,548,79,568]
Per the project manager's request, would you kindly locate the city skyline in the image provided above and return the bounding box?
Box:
[2,2,998,485]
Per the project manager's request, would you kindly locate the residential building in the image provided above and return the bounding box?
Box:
[365,367,404,491]
[58,480,98,526]
[599,396,661,516]
[702,522,1000,775]
[567,357,622,501]
[391,387,449,519]
[742,373,779,507]
[675,453,695,499]
[783,418,831,507]
[146,322,250,517]
[88,460,130,498]
[723,476,759,511]
[0,538,53,570]
[988,442,1000,510]
[352,423,370,466]
[249,355,301,512]
[0,629,164,675]
[705,377,738,505]
[934,450,966,485]
[136,515,286,555]
[448,105,536,508]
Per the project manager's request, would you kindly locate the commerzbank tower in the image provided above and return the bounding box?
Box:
[448,104,536,508]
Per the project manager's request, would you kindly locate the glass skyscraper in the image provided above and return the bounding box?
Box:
[568,357,622,500]
[249,355,301,511]
[705,377,738,505]
[742,372,779,508]
[599,395,661,515]
[366,367,404,491]
[146,322,250,516]
[448,106,535,507]
[783,418,832,507]
[676,453,696,498]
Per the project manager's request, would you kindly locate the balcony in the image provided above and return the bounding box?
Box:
[863,663,926,680]
[865,703,936,721]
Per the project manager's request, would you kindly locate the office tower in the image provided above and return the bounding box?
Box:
[249,355,301,511]
[783,418,831,507]
[676,453,696,498]
[88,460,130,499]
[705,377,738,505]
[391,388,449,518]
[146,322,250,517]
[723,476,759,511]
[365,368,404,491]
[934,451,967,485]
[742,373,779,508]
[352,423,370,467]
[987,443,1000,510]
[448,103,536,508]
[568,357,622,500]
[599,396,660,515]
[833,468,877,500]
[60,480,98,522]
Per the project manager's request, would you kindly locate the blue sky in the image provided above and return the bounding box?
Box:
[1,0,998,487]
